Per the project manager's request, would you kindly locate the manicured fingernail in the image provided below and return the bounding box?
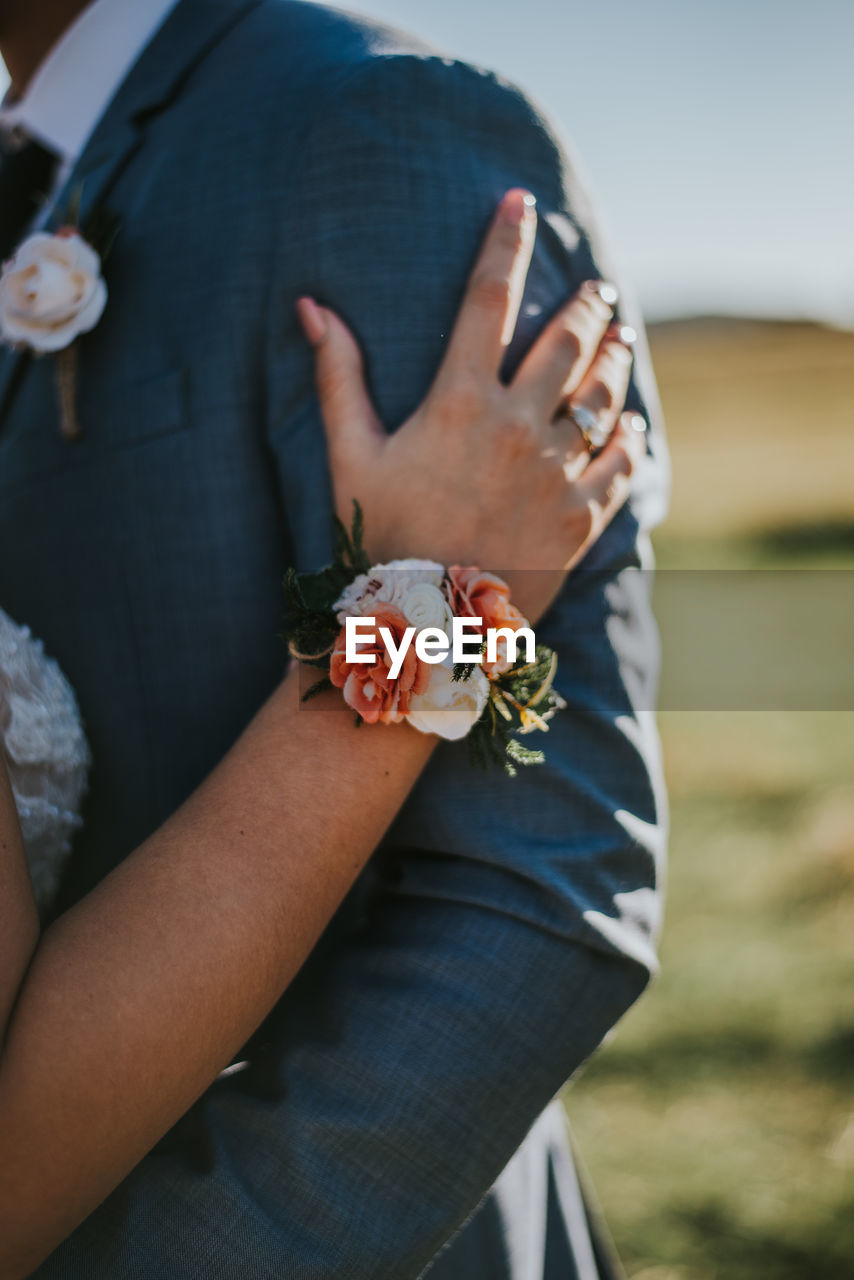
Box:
[628,413,648,433]
[296,296,327,346]
[502,189,537,224]
[584,280,619,310]
[605,320,635,348]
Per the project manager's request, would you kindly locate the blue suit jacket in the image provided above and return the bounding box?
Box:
[0,1,669,1275]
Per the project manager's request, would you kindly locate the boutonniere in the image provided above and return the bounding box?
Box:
[0,189,119,440]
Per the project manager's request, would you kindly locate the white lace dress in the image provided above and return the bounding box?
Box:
[0,608,90,914]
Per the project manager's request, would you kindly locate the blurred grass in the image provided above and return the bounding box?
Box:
[647,318,854,548]
[564,319,854,1279]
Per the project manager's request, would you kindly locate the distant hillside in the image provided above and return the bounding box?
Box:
[645,318,854,539]
[649,315,853,338]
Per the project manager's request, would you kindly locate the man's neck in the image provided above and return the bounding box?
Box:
[0,0,92,97]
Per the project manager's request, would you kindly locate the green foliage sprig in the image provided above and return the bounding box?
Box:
[282,501,369,669]
[468,647,565,776]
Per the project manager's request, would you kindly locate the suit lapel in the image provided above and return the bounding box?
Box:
[0,0,264,423]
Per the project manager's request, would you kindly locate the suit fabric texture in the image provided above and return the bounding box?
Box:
[0,1,670,1275]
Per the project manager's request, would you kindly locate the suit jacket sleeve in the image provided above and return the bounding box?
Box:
[265,50,668,977]
[36,53,668,1280]
[262,52,669,1273]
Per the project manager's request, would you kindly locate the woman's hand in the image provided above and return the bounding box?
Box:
[296,188,647,621]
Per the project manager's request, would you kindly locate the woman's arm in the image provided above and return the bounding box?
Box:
[0,674,433,1271]
[0,190,643,1275]
[0,763,39,1037]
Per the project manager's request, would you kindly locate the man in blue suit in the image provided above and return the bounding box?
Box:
[0,0,668,1274]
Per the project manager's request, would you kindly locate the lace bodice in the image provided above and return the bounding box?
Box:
[0,608,90,914]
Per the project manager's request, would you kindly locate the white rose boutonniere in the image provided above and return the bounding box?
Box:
[0,230,107,353]
[0,228,108,439]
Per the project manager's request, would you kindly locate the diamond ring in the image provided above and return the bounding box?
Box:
[562,403,611,455]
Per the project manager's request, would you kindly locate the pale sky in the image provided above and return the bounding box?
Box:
[3,0,852,324]
[325,0,853,327]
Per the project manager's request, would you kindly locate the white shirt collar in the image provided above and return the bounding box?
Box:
[0,0,180,165]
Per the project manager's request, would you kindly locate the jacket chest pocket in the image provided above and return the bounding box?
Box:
[0,364,188,494]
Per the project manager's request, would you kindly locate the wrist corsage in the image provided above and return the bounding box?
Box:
[283,506,565,774]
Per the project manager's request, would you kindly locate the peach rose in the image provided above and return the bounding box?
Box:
[329,604,431,724]
[445,566,529,674]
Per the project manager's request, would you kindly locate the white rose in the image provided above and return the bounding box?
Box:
[399,582,454,633]
[0,231,107,353]
[334,559,444,622]
[406,659,490,741]
[371,560,444,607]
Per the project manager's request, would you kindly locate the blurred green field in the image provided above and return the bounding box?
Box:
[565,319,854,1280]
